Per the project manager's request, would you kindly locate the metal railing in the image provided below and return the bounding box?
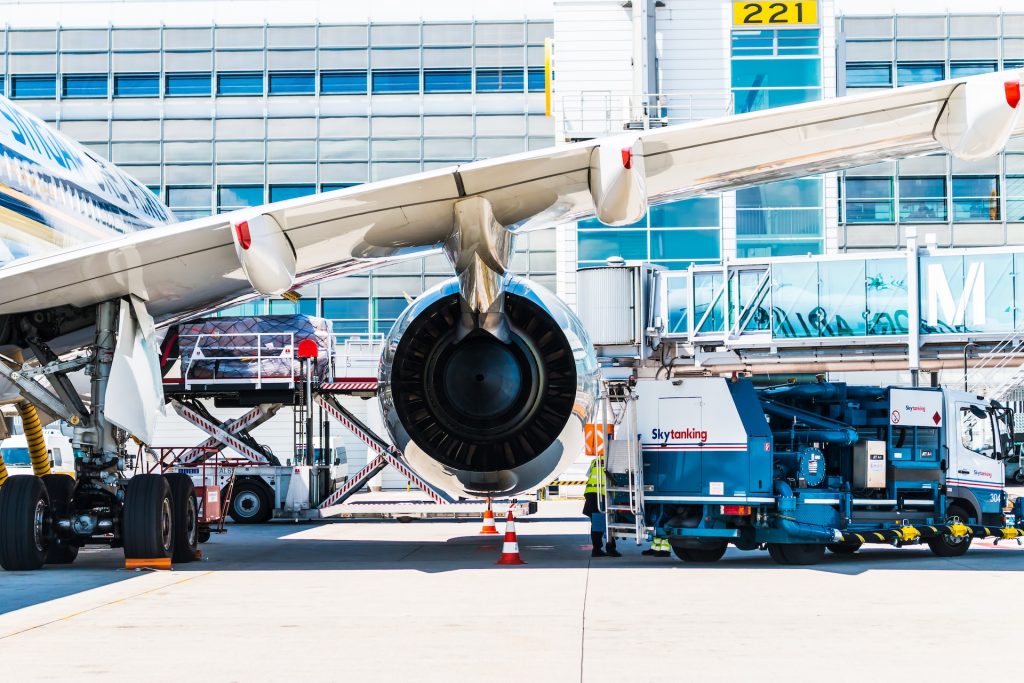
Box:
[181,332,297,389]
[558,91,734,137]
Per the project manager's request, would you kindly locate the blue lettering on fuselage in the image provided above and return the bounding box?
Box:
[0,99,83,171]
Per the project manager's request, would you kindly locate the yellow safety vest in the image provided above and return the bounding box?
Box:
[585,460,606,495]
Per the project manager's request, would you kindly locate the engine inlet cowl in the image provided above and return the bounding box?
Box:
[379,276,599,497]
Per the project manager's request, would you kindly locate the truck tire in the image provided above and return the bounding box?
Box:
[165,474,198,563]
[197,528,212,544]
[766,543,789,565]
[1013,468,1024,485]
[826,542,861,555]
[41,474,79,565]
[926,504,973,558]
[672,543,727,563]
[123,474,174,560]
[228,479,272,524]
[780,543,825,565]
[0,475,51,571]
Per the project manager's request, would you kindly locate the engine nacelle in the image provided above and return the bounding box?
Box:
[935,71,1023,161]
[379,276,599,498]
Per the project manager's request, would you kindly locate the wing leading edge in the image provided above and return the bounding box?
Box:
[0,70,1021,321]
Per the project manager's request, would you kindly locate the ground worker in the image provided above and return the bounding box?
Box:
[583,457,620,557]
[642,536,671,558]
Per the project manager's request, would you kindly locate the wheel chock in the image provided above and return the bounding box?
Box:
[125,557,172,570]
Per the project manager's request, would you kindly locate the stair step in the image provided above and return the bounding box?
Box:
[606,505,635,511]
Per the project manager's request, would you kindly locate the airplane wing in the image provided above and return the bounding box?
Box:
[0,69,1020,323]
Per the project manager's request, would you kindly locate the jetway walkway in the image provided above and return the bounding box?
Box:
[651,239,1024,382]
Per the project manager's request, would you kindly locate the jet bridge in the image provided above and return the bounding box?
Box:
[579,239,1024,388]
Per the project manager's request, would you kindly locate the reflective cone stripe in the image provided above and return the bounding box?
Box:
[497,509,526,565]
[0,452,7,488]
[479,500,499,535]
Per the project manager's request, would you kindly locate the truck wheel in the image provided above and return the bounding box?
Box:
[0,475,51,571]
[1013,469,1024,485]
[672,543,727,563]
[926,505,973,558]
[229,480,272,524]
[781,543,826,565]
[766,543,789,565]
[827,542,861,555]
[123,474,174,560]
[165,474,198,563]
[197,528,211,544]
[41,474,79,565]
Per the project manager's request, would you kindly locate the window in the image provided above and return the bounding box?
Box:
[527,67,545,92]
[846,63,892,88]
[372,70,419,94]
[374,297,408,333]
[737,178,823,235]
[952,176,999,221]
[217,72,264,96]
[115,73,159,97]
[732,58,821,113]
[166,186,212,221]
[321,183,359,192]
[899,176,947,222]
[476,68,524,92]
[11,75,56,99]
[423,69,471,93]
[166,73,212,97]
[269,71,315,95]
[960,407,995,455]
[950,62,997,78]
[269,185,316,202]
[62,74,107,98]
[321,71,367,95]
[843,177,894,223]
[650,229,720,261]
[321,297,370,337]
[1006,175,1024,222]
[649,198,720,228]
[269,298,317,316]
[217,302,262,317]
[897,63,945,86]
[217,185,264,212]
[577,231,647,261]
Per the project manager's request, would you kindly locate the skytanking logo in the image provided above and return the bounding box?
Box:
[651,428,709,442]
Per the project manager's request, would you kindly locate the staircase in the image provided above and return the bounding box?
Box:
[602,381,647,544]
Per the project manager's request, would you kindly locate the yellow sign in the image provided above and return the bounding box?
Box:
[733,1,817,26]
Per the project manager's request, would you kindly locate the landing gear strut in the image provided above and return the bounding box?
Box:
[0,300,199,571]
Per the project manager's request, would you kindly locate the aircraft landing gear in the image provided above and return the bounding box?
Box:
[0,299,200,571]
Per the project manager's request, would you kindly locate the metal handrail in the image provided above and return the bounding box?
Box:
[182,331,296,389]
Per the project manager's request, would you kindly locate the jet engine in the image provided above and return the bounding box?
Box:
[379,276,599,498]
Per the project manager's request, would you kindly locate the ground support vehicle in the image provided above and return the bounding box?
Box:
[605,377,1024,565]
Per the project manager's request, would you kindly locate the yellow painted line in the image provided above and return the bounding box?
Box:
[0,570,213,641]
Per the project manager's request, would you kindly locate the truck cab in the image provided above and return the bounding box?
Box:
[945,389,1012,523]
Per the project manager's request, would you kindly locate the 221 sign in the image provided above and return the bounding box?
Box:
[733,1,818,26]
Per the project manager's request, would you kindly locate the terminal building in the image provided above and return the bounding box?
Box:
[3,0,1022,483]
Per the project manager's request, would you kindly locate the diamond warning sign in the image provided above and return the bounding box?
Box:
[889,388,943,427]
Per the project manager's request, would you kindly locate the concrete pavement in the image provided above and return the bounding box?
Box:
[0,500,1021,682]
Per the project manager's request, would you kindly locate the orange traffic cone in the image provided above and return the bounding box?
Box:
[479,499,499,535]
[496,508,526,565]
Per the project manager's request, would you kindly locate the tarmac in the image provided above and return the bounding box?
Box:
[0,498,1021,682]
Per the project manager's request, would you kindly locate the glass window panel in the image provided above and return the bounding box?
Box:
[734,87,821,114]
[269,298,317,316]
[114,73,159,97]
[167,186,211,207]
[844,177,894,223]
[649,198,720,227]
[111,142,160,163]
[218,185,264,209]
[527,67,545,92]
[319,139,369,160]
[649,229,720,260]
[897,62,945,86]
[62,74,107,98]
[737,178,822,208]
[165,73,211,97]
[731,29,775,56]
[950,61,997,77]
[372,70,420,93]
[846,63,892,87]
[577,230,647,261]
[270,185,316,202]
[1006,175,1024,221]
[164,141,211,162]
[268,71,315,95]
[731,59,821,88]
[771,262,818,338]
[217,72,264,96]
[952,175,999,221]
[321,70,367,94]
[476,67,524,92]
[819,260,867,336]
[216,140,264,162]
[11,75,56,99]
[268,140,316,161]
[423,68,472,92]
[665,275,689,334]
[693,272,725,334]
[321,298,369,319]
[865,259,909,335]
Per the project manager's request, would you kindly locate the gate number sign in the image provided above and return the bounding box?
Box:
[733,1,818,26]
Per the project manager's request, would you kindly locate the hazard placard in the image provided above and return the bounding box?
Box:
[584,423,614,456]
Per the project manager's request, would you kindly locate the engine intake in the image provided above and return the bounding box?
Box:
[380,276,598,497]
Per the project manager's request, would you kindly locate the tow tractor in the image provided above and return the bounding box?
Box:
[602,377,1024,564]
